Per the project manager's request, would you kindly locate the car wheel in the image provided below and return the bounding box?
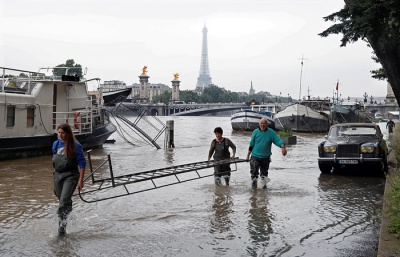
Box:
[318,162,332,174]
[376,160,386,177]
[383,155,389,172]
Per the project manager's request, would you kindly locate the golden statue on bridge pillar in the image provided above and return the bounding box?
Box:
[173,73,179,80]
[141,66,148,76]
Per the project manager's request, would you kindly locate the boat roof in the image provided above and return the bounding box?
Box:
[330,123,377,128]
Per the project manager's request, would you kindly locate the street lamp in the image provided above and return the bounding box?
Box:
[363,92,368,103]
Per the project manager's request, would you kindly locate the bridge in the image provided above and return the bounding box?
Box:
[114,102,248,116]
[364,103,399,116]
[112,101,399,117]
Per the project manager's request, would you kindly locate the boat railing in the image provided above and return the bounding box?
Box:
[53,110,94,135]
[0,66,47,93]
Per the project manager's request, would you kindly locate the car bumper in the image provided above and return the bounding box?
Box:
[318,156,383,164]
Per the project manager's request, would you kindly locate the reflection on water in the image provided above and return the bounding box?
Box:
[246,190,273,256]
[163,147,175,164]
[210,187,233,234]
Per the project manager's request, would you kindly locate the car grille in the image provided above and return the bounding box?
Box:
[337,144,359,157]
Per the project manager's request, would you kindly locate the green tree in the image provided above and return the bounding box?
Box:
[319,0,400,104]
[222,90,239,103]
[202,84,224,103]
[198,93,211,103]
[153,91,172,105]
[53,59,83,77]
[179,90,199,103]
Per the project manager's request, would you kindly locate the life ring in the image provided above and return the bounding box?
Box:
[73,112,81,129]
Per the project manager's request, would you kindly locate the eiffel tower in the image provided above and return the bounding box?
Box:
[196,25,212,91]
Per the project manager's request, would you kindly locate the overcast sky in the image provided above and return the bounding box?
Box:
[1,0,388,100]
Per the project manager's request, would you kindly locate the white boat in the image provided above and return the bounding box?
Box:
[231,104,280,131]
[274,103,330,133]
[0,66,117,160]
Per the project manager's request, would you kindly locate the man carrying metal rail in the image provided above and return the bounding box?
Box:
[208,127,236,186]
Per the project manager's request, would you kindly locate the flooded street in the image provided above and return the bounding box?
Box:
[0,116,386,256]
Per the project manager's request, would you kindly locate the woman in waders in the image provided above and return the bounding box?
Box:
[52,123,86,237]
[208,127,236,186]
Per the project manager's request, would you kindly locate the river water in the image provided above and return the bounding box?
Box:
[0,116,387,257]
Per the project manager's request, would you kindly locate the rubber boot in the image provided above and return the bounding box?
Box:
[58,219,67,237]
[215,176,221,186]
[252,177,258,189]
[260,176,267,189]
[224,175,230,186]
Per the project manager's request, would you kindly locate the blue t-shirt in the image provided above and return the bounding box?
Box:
[249,128,284,159]
[52,139,86,169]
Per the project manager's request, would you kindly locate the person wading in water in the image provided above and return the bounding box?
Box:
[246,118,287,189]
[52,123,86,237]
[208,127,236,186]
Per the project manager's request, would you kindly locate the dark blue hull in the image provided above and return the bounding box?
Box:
[0,123,116,161]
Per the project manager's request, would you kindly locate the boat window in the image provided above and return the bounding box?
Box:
[6,106,15,128]
[27,107,35,127]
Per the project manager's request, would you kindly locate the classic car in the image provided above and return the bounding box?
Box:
[317,123,388,175]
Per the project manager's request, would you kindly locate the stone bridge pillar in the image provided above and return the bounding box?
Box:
[171,74,180,101]
[138,66,150,104]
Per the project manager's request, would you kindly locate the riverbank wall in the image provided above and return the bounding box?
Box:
[378,132,400,257]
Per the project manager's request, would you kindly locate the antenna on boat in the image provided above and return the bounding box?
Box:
[298,55,307,101]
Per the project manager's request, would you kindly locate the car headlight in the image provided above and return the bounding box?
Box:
[361,144,374,153]
[324,145,337,153]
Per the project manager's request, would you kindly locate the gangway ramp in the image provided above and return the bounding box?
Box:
[78,150,247,203]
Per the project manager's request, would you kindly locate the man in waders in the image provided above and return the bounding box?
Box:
[208,127,236,186]
[246,118,287,189]
[387,118,395,134]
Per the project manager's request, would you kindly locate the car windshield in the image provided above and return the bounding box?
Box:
[329,126,377,137]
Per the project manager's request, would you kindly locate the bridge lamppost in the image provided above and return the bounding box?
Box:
[363,92,368,104]
[370,95,374,104]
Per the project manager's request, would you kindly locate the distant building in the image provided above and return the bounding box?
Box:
[131,83,171,102]
[257,91,272,96]
[100,80,126,91]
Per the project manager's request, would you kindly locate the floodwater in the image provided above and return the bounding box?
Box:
[0,116,387,257]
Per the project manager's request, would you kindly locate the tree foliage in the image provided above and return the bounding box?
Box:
[180,90,200,103]
[53,59,83,78]
[199,84,240,103]
[319,0,400,104]
[152,91,172,104]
